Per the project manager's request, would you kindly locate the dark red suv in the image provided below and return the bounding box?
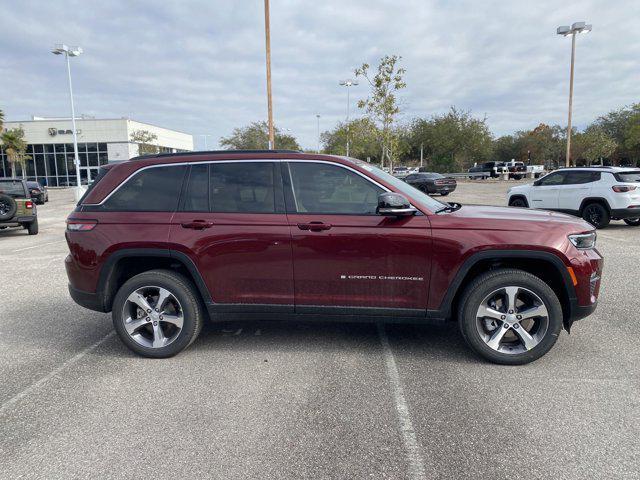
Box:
[66,151,603,364]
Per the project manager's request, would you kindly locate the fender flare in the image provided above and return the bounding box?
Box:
[430,249,578,325]
[97,248,213,311]
[578,197,611,215]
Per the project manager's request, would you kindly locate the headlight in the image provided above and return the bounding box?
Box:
[568,232,596,249]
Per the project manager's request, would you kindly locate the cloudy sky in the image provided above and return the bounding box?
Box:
[1,0,638,150]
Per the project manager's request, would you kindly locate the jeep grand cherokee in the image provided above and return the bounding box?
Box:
[65,151,603,364]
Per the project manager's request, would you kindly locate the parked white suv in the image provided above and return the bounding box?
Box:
[507,167,640,229]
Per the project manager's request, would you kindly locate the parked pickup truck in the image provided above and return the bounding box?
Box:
[0,178,39,235]
[468,161,507,179]
[503,161,527,180]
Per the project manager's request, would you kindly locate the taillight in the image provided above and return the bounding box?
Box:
[612,185,637,193]
[67,219,98,231]
[25,201,33,209]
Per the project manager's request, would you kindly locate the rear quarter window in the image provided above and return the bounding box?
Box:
[615,171,640,183]
[101,165,187,212]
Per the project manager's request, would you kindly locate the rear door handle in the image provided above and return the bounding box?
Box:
[181,220,214,230]
[297,222,332,232]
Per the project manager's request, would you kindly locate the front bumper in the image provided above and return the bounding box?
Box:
[611,208,640,220]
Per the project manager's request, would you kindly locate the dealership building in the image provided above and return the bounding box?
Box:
[0,116,193,186]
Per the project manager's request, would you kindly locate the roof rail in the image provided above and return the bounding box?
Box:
[132,149,303,160]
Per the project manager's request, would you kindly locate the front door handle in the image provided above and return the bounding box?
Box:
[181,220,214,230]
[297,222,332,232]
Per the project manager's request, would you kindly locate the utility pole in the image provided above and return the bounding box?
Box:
[420,143,424,167]
[264,0,275,149]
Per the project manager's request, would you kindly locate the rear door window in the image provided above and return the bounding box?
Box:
[564,171,600,184]
[102,165,187,211]
[210,162,279,213]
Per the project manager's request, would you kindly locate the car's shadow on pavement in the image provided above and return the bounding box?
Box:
[96,319,478,365]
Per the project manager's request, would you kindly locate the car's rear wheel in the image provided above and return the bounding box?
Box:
[623,218,640,226]
[26,218,38,235]
[440,191,449,196]
[458,269,563,365]
[582,203,610,229]
[112,269,204,358]
[509,197,528,208]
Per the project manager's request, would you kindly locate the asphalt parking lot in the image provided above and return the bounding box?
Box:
[1,182,638,480]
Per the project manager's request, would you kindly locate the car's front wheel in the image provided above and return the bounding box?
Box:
[112,269,204,358]
[509,197,528,208]
[458,269,563,365]
[623,218,640,226]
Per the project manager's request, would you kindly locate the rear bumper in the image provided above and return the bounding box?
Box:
[68,284,107,312]
[611,208,640,219]
[0,216,35,227]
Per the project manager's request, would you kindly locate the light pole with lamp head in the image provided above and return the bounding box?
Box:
[316,114,321,153]
[339,79,358,157]
[52,43,83,199]
[557,22,592,167]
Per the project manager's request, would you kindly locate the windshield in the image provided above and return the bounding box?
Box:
[617,170,640,182]
[0,180,27,197]
[348,159,448,212]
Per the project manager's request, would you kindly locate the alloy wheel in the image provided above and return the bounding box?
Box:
[121,286,184,348]
[475,286,549,354]
[584,205,603,226]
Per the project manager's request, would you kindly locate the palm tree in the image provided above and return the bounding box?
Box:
[0,108,4,132]
[0,127,30,178]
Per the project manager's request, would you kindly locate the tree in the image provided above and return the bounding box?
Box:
[0,109,4,132]
[219,121,300,150]
[513,123,564,168]
[0,127,30,177]
[355,54,406,169]
[622,110,640,164]
[572,126,617,166]
[130,129,159,156]
[321,118,380,161]
[493,135,520,163]
[408,107,493,172]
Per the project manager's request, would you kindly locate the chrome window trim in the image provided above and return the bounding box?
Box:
[83,159,278,206]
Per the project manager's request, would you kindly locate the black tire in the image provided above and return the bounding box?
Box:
[440,191,449,196]
[27,218,39,235]
[0,194,17,221]
[509,197,528,208]
[582,203,610,229]
[623,218,640,226]
[458,268,563,365]
[112,269,204,358]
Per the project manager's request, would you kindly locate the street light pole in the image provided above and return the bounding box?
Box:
[52,44,83,199]
[316,114,321,153]
[340,79,358,157]
[557,22,592,167]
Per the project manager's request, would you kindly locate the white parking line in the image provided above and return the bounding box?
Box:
[12,240,66,253]
[377,323,428,480]
[0,331,115,416]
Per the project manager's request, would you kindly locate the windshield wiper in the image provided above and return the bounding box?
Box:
[435,202,462,214]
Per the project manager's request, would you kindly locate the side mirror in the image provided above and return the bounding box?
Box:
[377,192,417,217]
[533,180,541,186]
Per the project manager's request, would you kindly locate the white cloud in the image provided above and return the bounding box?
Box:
[0,0,638,150]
